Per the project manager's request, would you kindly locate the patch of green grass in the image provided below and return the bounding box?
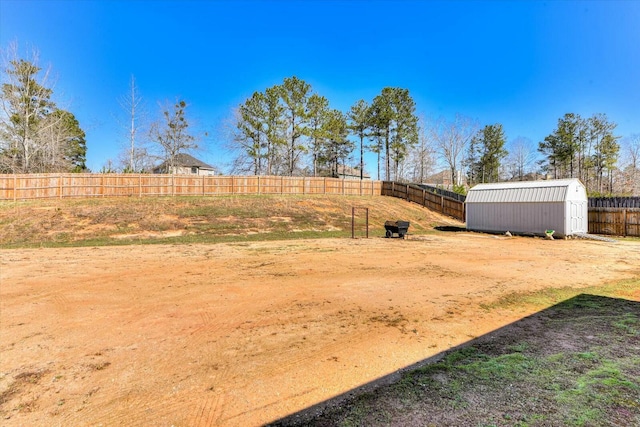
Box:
[480,279,640,312]
[554,359,639,425]
[614,312,639,335]
[288,284,640,427]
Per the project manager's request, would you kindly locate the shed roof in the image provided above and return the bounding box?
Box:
[466,179,582,203]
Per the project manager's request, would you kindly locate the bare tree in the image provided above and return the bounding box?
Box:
[506,136,537,180]
[117,75,150,172]
[623,134,640,171]
[430,114,478,188]
[404,116,436,182]
[149,100,198,173]
[225,108,256,174]
[621,134,640,195]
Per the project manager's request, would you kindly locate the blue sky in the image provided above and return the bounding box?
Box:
[1,0,639,175]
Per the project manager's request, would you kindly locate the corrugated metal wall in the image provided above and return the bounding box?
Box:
[466,202,565,236]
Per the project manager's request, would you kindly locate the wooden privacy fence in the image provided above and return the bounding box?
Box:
[0,174,382,201]
[588,208,640,237]
[382,181,466,222]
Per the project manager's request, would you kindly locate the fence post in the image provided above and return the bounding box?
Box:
[258,176,261,195]
[140,174,143,197]
[623,209,627,237]
[13,175,17,202]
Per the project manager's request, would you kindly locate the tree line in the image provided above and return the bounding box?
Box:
[0,44,202,176]
[1,44,638,196]
[230,77,420,181]
[538,113,620,195]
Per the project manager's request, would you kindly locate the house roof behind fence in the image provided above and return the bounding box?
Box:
[466,179,583,203]
[154,153,215,172]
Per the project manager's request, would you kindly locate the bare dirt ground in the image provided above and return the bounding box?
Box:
[1,234,639,426]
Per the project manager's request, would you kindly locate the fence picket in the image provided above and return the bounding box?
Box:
[0,174,382,201]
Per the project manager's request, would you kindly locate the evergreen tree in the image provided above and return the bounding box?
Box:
[347,99,370,180]
[539,113,618,193]
[465,134,482,184]
[318,110,353,177]
[236,91,268,174]
[589,113,619,194]
[466,124,507,184]
[1,50,85,173]
[307,94,330,176]
[279,76,311,176]
[369,87,418,180]
[45,109,87,172]
[370,89,393,180]
[389,88,418,179]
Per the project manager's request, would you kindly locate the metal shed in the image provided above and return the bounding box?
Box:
[465,179,588,237]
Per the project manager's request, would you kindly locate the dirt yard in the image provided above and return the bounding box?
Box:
[1,234,639,426]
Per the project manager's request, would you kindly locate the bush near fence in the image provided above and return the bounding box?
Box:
[0,174,382,201]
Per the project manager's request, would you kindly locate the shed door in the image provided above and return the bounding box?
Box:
[570,202,586,233]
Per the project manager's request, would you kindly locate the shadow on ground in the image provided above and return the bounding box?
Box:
[267,294,640,426]
[434,225,468,232]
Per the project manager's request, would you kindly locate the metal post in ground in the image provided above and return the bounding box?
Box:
[365,207,369,239]
[352,207,355,239]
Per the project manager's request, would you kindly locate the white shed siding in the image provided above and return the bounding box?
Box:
[466,202,565,236]
[465,179,588,237]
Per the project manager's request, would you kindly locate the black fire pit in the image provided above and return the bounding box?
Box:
[384,220,410,239]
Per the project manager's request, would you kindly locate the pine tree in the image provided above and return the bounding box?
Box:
[279,76,311,176]
[347,99,370,180]
[1,49,87,173]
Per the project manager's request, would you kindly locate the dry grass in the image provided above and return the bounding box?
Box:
[0,194,460,248]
